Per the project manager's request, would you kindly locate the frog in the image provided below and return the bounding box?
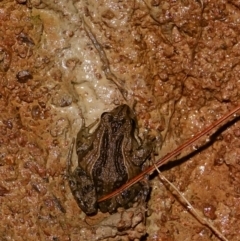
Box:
[67,104,153,215]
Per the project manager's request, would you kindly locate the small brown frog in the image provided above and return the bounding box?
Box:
[67,104,153,215]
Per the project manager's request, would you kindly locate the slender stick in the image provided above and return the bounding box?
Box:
[98,105,240,202]
[155,165,229,241]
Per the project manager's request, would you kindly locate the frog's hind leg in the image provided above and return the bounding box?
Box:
[67,138,97,215]
[98,197,118,214]
[136,176,150,205]
[115,176,150,210]
[68,167,98,215]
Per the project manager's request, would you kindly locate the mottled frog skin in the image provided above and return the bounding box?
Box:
[67,104,153,215]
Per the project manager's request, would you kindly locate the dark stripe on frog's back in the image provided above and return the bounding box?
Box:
[92,129,128,197]
[77,121,107,171]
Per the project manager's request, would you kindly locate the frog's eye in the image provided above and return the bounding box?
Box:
[101,112,112,122]
[101,112,107,118]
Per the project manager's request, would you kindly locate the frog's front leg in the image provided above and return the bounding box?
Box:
[76,119,99,156]
[115,176,150,209]
[132,140,154,166]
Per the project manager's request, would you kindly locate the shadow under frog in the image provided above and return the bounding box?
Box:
[67,104,153,215]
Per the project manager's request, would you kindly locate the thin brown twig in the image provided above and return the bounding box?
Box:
[154,164,229,241]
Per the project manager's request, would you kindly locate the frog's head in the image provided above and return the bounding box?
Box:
[101,104,137,134]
